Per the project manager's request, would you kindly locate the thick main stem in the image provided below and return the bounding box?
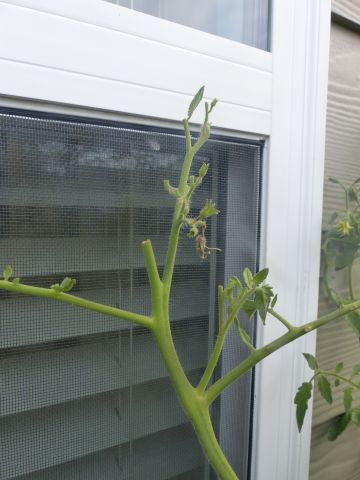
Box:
[151,310,238,480]
[191,406,238,480]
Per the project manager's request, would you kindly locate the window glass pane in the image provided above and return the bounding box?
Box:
[108,0,271,51]
[0,111,261,479]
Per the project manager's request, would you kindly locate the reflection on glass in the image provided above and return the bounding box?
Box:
[108,0,271,51]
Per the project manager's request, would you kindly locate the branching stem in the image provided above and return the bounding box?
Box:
[0,280,153,329]
[268,307,296,331]
[205,299,360,405]
[316,370,360,390]
[198,289,254,392]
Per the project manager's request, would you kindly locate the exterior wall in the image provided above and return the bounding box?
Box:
[309,15,360,480]
[332,0,360,24]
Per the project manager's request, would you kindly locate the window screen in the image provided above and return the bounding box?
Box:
[0,110,262,480]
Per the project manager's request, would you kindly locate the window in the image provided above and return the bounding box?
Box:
[106,0,271,50]
[0,110,262,479]
[0,1,332,478]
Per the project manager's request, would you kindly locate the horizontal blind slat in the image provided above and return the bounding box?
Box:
[2,322,207,415]
[2,374,203,478]
[0,236,202,276]
[1,280,209,348]
[17,425,204,480]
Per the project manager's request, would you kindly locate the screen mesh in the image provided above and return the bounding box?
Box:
[0,110,262,480]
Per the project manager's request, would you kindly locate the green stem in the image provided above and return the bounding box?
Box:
[190,406,238,480]
[348,263,355,300]
[317,370,360,390]
[152,308,238,480]
[206,299,360,405]
[198,329,226,392]
[141,239,163,319]
[0,280,153,329]
[268,308,295,331]
[197,290,253,392]
[162,119,194,290]
[218,285,224,329]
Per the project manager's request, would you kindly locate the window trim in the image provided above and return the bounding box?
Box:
[1,0,273,70]
[0,0,272,135]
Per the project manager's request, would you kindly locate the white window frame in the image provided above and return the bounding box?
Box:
[0,1,331,479]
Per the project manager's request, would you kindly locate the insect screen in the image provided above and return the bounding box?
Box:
[0,110,262,480]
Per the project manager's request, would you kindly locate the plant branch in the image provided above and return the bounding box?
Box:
[162,121,194,290]
[317,370,360,390]
[206,299,360,405]
[268,307,296,331]
[0,279,153,329]
[348,264,355,300]
[198,329,227,393]
[197,289,253,392]
[218,285,224,329]
[183,118,192,154]
[142,240,163,319]
[162,111,213,290]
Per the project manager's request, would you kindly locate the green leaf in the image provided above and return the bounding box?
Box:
[255,288,267,323]
[253,268,269,286]
[243,268,253,289]
[328,177,341,184]
[12,277,20,285]
[351,409,360,426]
[229,276,243,298]
[346,311,360,337]
[294,382,313,432]
[3,265,12,281]
[343,388,353,411]
[328,413,351,441]
[335,378,341,387]
[335,362,344,374]
[198,163,209,178]
[60,277,76,293]
[270,293,278,309]
[352,364,360,376]
[199,199,219,218]
[187,86,205,120]
[317,375,333,404]
[242,299,257,319]
[334,245,357,270]
[303,353,319,371]
[234,317,251,344]
[254,285,273,324]
[209,98,218,114]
